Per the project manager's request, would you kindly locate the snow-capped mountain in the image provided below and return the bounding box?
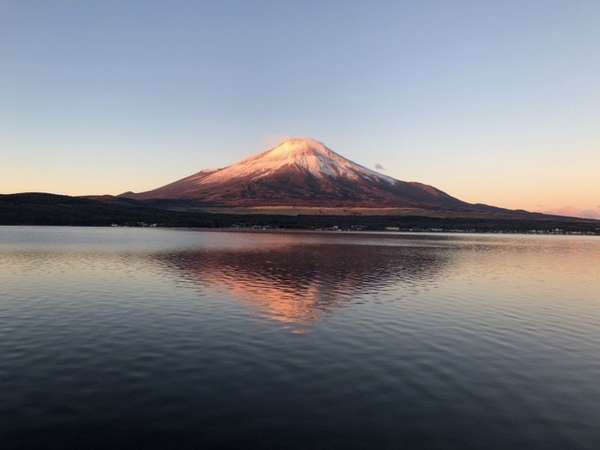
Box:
[122,138,472,209]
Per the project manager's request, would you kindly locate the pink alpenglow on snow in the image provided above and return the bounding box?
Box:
[122,138,471,209]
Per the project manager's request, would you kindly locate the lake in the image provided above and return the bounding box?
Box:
[1,226,599,449]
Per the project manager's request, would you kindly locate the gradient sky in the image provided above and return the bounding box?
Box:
[2,0,599,218]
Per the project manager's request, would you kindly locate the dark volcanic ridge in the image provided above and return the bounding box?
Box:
[1,193,599,234]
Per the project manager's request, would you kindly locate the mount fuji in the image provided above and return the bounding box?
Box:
[122,138,480,212]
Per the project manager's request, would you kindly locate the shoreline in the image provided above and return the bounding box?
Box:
[1,224,598,237]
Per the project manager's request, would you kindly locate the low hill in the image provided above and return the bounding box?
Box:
[1,193,599,234]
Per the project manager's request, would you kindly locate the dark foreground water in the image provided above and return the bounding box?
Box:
[1,227,599,450]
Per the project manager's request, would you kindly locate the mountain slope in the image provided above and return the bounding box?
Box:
[122,138,473,209]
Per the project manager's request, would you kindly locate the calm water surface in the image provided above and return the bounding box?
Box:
[1,227,599,449]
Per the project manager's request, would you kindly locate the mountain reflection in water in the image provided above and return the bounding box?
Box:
[154,242,450,324]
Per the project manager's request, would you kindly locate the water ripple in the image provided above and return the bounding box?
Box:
[1,227,599,449]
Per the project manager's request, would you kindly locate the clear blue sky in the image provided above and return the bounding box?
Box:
[2,0,599,217]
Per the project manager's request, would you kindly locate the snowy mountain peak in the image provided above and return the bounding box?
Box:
[123,138,467,210]
[223,137,393,183]
[267,138,331,157]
